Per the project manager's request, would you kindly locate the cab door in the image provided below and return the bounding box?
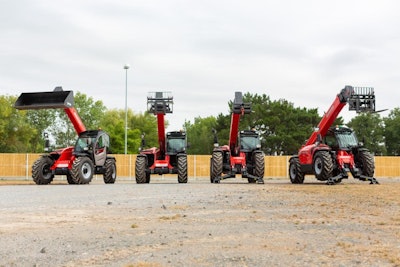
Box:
[94,133,107,166]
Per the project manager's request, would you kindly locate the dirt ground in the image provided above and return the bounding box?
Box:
[0,176,399,266]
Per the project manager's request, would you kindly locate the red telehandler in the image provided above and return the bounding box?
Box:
[14,87,116,185]
[210,92,265,183]
[289,85,378,185]
[135,92,188,183]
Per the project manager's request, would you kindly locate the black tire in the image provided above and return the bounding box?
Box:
[66,174,76,184]
[210,152,223,183]
[71,157,94,184]
[146,172,151,183]
[289,157,304,184]
[32,156,54,185]
[313,151,333,181]
[250,152,265,183]
[358,150,375,177]
[248,177,256,183]
[177,156,188,183]
[103,158,117,184]
[135,156,148,184]
[209,158,213,183]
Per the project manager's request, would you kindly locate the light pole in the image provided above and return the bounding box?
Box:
[124,64,130,154]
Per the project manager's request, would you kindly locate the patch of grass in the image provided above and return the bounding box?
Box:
[336,241,352,249]
[159,214,182,221]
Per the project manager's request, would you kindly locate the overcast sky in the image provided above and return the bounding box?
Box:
[1,0,399,131]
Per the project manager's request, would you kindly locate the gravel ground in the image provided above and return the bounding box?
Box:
[0,176,399,267]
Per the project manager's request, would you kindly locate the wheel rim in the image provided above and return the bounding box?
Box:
[289,164,296,178]
[81,162,92,179]
[111,164,116,179]
[314,157,322,175]
[42,164,52,179]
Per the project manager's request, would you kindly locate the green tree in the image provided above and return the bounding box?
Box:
[49,91,107,147]
[0,95,37,152]
[184,92,323,156]
[347,112,386,155]
[184,116,217,155]
[241,93,320,155]
[384,108,400,155]
[100,109,158,154]
[26,109,57,152]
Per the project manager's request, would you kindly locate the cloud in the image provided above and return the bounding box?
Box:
[1,0,400,131]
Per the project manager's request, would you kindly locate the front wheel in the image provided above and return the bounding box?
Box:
[210,152,223,183]
[289,157,304,184]
[313,151,333,181]
[71,157,94,184]
[135,156,148,184]
[103,158,117,184]
[32,156,54,185]
[177,156,188,183]
[67,174,76,184]
[251,152,265,183]
[358,150,375,177]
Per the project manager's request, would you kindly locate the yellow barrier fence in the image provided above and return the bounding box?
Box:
[0,154,399,179]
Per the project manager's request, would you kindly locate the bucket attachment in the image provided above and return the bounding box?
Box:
[348,87,375,113]
[14,87,74,110]
[232,91,251,114]
[147,91,173,114]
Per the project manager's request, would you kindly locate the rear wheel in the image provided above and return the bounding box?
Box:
[313,151,333,181]
[103,158,117,184]
[67,174,76,184]
[358,150,375,177]
[289,157,304,184]
[135,156,148,184]
[32,156,54,185]
[177,156,188,183]
[71,157,94,184]
[210,152,223,183]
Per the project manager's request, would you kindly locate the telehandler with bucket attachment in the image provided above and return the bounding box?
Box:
[14,87,116,185]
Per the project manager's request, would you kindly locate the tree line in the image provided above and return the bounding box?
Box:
[1,92,399,155]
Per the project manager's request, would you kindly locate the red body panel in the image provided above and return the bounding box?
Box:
[336,150,355,169]
[230,152,247,168]
[298,145,315,165]
[49,146,76,170]
[141,147,174,170]
[299,144,330,165]
[151,156,174,170]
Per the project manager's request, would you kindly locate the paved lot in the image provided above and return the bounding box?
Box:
[1,177,399,266]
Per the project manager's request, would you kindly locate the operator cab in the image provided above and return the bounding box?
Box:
[74,130,110,165]
[166,131,186,154]
[239,130,261,152]
[325,126,359,150]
